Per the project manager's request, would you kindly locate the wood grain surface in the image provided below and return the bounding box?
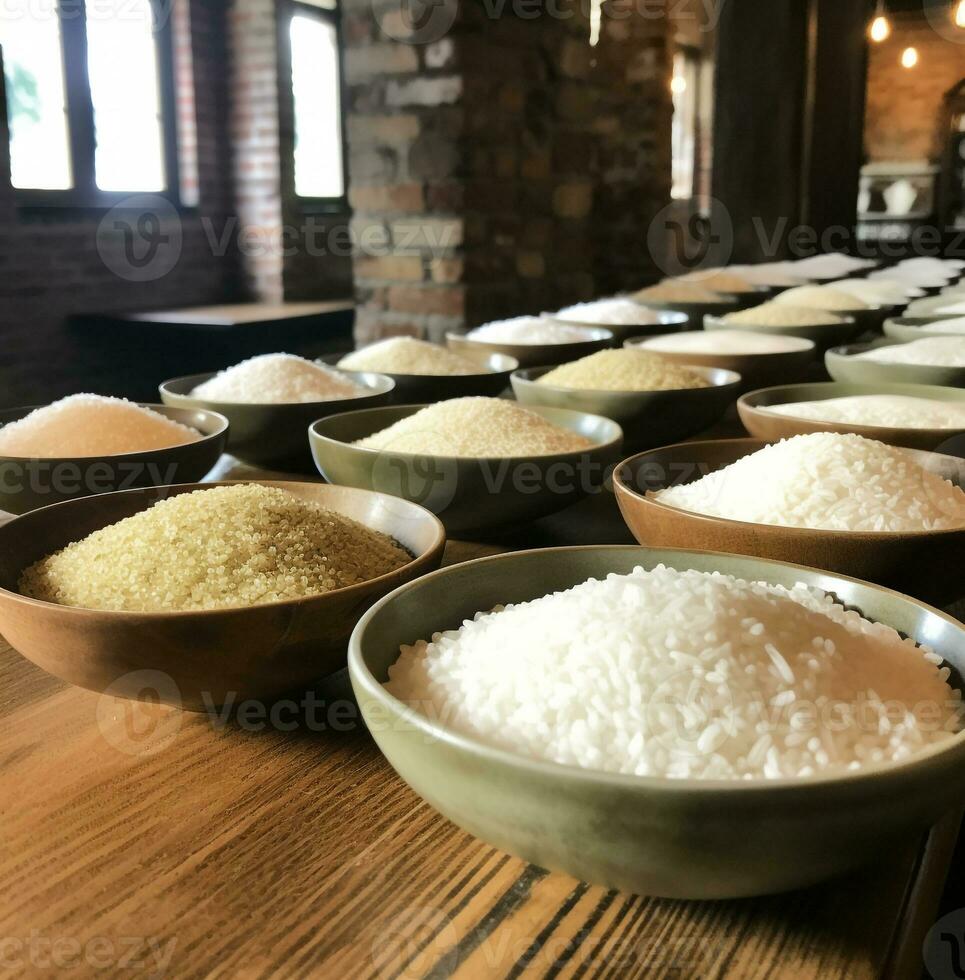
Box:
[0,473,961,979]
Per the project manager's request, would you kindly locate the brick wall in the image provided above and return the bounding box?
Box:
[865,12,965,162]
[343,0,672,344]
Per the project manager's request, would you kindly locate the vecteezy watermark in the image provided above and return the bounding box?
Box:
[923,908,965,980]
[369,907,458,978]
[96,194,183,283]
[0,932,177,973]
[924,1,965,44]
[96,669,183,756]
[372,0,458,44]
[648,196,734,278]
[0,460,181,499]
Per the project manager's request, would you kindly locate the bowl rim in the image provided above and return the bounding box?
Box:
[825,343,965,371]
[539,309,691,329]
[348,542,965,794]
[0,479,446,619]
[704,313,858,332]
[0,403,229,464]
[737,381,965,439]
[158,369,396,407]
[613,436,965,541]
[510,363,743,396]
[625,331,816,356]
[319,349,520,379]
[308,402,625,463]
[446,326,615,346]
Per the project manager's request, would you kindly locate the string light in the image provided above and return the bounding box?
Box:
[901,46,919,68]
[869,14,890,41]
[670,74,687,95]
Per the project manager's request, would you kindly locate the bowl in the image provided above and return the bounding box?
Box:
[884,316,965,343]
[614,441,965,603]
[826,343,965,389]
[510,365,740,452]
[445,327,614,369]
[737,381,965,454]
[903,295,965,320]
[309,404,623,534]
[0,405,228,516]
[159,370,394,471]
[0,480,446,709]
[632,296,740,330]
[704,313,861,352]
[349,544,965,899]
[626,332,816,391]
[542,308,690,345]
[321,350,519,404]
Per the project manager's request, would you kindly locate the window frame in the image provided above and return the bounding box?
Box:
[284,0,348,216]
[7,0,182,210]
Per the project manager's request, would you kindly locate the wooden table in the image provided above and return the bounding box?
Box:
[0,472,960,979]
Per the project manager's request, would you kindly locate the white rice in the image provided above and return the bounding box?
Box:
[917,318,965,336]
[386,564,959,780]
[467,317,603,345]
[773,285,869,311]
[831,278,919,304]
[637,329,813,355]
[553,297,654,325]
[856,337,965,368]
[191,353,364,404]
[935,300,965,316]
[651,433,965,532]
[788,254,876,278]
[764,394,965,430]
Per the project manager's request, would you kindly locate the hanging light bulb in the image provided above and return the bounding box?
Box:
[955,0,965,28]
[869,14,890,41]
[670,74,687,95]
[901,45,919,68]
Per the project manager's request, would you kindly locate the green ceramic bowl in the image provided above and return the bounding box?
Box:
[737,381,965,454]
[0,405,228,515]
[543,308,690,344]
[349,545,965,899]
[159,370,394,471]
[705,313,861,352]
[510,365,740,452]
[884,316,965,343]
[446,327,614,369]
[322,350,519,404]
[826,343,965,388]
[309,404,623,534]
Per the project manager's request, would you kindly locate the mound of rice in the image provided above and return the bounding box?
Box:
[722,303,844,328]
[354,397,594,457]
[832,278,918,304]
[338,338,485,376]
[728,265,807,288]
[764,394,965,430]
[467,317,601,345]
[553,297,655,325]
[651,433,965,532]
[855,337,965,367]
[936,300,965,317]
[675,270,756,293]
[638,329,813,355]
[386,564,959,779]
[191,353,364,403]
[916,318,965,336]
[633,282,727,304]
[0,394,201,457]
[537,349,709,391]
[788,254,875,278]
[19,484,411,612]
[774,286,869,311]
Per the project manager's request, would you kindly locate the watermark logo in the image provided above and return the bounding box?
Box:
[96,669,183,756]
[370,907,457,978]
[924,3,965,44]
[923,908,965,979]
[371,436,460,516]
[373,0,458,44]
[96,194,182,283]
[647,197,733,279]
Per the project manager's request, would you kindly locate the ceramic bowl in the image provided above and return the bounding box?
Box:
[159,370,394,471]
[445,327,614,369]
[883,317,965,343]
[0,405,228,515]
[903,295,965,321]
[0,481,445,709]
[309,404,623,534]
[737,382,965,454]
[510,365,740,452]
[826,343,965,388]
[349,544,965,899]
[704,313,861,352]
[321,350,519,404]
[631,296,740,330]
[626,332,816,391]
[543,308,690,344]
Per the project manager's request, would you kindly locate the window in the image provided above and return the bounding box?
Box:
[288,0,345,204]
[0,0,178,205]
[671,46,701,201]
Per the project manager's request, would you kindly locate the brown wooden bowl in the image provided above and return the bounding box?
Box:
[613,438,965,604]
[0,481,446,709]
[737,382,965,455]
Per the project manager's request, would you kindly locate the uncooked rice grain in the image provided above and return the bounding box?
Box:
[723,303,844,327]
[338,338,485,376]
[638,329,813,355]
[467,317,601,344]
[633,282,727,304]
[191,353,364,403]
[553,297,655,325]
[773,285,869,311]
[855,337,965,367]
[537,349,709,391]
[764,394,965,429]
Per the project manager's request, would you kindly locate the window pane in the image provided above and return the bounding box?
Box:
[86,0,165,191]
[0,0,72,189]
[290,13,344,198]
